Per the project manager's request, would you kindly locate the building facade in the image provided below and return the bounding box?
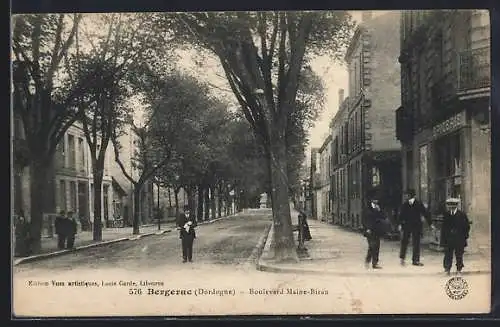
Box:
[330,90,350,226]
[54,122,114,230]
[110,124,155,226]
[12,117,115,233]
[331,11,403,231]
[396,10,490,251]
[309,148,320,219]
[316,135,332,222]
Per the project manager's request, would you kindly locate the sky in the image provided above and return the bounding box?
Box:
[74,11,391,150]
[173,11,392,152]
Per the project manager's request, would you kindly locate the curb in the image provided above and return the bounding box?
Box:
[256,260,490,277]
[256,222,490,277]
[14,228,174,266]
[13,237,129,266]
[247,223,272,266]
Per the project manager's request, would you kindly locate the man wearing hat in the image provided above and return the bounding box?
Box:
[397,189,434,266]
[362,197,391,269]
[177,205,197,263]
[440,198,471,274]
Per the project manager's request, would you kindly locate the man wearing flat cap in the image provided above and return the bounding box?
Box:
[440,198,471,274]
[397,189,434,266]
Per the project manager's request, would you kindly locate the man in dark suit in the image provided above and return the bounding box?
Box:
[397,189,435,266]
[363,198,390,269]
[440,198,471,274]
[54,210,68,250]
[177,206,197,263]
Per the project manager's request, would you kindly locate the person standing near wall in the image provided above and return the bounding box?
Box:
[440,198,471,275]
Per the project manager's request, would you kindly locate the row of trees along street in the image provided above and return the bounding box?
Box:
[12,12,354,261]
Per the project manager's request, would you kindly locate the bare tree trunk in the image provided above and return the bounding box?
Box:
[217,183,223,218]
[93,170,104,241]
[28,158,51,254]
[197,183,204,221]
[210,184,216,220]
[132,185,141,235]
[269,134,297,262]
[174,187,180,218]
[168,187,172,208]
[204,187,210,220]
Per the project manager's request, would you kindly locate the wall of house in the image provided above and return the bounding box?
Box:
[366,12,402,152]
[469,112,491,250]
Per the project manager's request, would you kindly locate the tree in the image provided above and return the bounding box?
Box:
[165,12,354,261]
[112,71,213,234]
[70,13,171,240]
[12,14,83,254]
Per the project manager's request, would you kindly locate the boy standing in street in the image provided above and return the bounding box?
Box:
[441,198,471,274]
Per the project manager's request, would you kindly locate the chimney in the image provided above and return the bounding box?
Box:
[361,11,372,23]
[338,88,345,107]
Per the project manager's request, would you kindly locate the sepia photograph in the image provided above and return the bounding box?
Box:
[11,9,492,317]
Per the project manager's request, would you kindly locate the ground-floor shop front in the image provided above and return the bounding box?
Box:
[331,151,402,233]
[402,105,491,251]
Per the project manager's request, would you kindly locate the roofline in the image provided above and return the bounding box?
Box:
[318,134,332,153]
[344,26,363,62]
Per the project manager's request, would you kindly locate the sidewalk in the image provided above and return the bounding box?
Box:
[258,207,491,276]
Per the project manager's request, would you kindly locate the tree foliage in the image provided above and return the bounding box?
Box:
[160,11,354,260]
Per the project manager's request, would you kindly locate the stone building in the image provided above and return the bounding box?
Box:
[330,11,403,231]
[12,117,115,233]
[330,89,349,226]
[316,135,332,222]
[54,122,114,230]
[309,148,319,219]
[396,10,490,251]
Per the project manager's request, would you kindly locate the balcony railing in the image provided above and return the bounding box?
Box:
[458,46,490,92]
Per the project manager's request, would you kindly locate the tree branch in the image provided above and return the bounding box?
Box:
[111,131,138,186]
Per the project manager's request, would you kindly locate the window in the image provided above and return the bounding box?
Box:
[56,137,66,168]
[70,181,77,212]
[344,122,349,154]
[372,166,380,187]
[78,138,86,173]
[68,135,76,169]
[352,161,357,198]
[434,133,462,210]
[354,112,359,148]
[406,150,414,190]
[59,180,66,211]
[419,145,429,206]
[417,51,427,119]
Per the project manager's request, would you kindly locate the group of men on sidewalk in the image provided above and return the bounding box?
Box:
[363,189,471,275]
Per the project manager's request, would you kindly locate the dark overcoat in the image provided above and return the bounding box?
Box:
[398,200,432,232]
[363,205,390,237]
[440,210,471,248]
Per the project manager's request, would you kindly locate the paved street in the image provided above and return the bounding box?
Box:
[13,211,490,316]
[14,213,271,273]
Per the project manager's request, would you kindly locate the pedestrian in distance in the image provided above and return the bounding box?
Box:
[54,210,68,250]
[177,205,197,263]
[362,198,391,269]
[440,198,471,275]
[14,210,31,257]
[66,211,78,250]
[298,208,312,242]
[397,189,435,266]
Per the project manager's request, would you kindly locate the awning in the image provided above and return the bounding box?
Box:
[112,177,127,197]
